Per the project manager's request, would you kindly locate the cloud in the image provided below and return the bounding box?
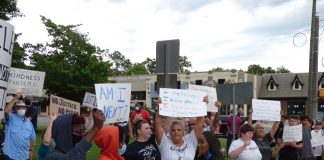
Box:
[156,0,219,13]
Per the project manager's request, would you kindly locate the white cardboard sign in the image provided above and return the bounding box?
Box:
[188,84,218,112]
[0,20,15,117]
[252,99,281,121]
[283,124,302,142]
[311,130,324,147]
[95,83,131,124]
[159,88,207,117]
[7,68,45,96]
[82,92,97,108]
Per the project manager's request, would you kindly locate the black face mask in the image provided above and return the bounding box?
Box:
[72,134,83,146]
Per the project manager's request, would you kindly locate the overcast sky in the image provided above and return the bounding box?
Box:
[8,0,324,73]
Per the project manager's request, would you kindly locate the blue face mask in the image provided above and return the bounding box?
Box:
[119,144,127,155]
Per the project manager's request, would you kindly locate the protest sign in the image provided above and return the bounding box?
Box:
[252,99,281,121]
[7,68,45,96]
[95,83,131,124]
[311,130,324,147]
[49,95,80,115]
[82,92,97,108]
[0,20,14,117]
[159,88,207,117]
[283,124,302,142]
[188,84,218,112]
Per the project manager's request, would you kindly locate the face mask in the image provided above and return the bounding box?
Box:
[135,106,140,111]
[119,144,127,155]
[72,134,83,146]
[17,109,26,117]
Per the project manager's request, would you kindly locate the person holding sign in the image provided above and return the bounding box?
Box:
[3,92,36,160]
[155,96,208,160]
[247,109,281,160]
[277,115,303,160]
[228,123,262,160]
[46,108,106,160]
[311,121,324,160]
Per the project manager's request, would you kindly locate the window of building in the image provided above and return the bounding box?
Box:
[154,82,157,91]
[131,91,146,100]
[293,80,301,90]
[177,81,181,89]
[195,80,202,85]
[218,79,225,84]
[320,80,324,89]
[268,81,276,90]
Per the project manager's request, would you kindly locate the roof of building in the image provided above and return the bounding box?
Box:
[259,72,324,99]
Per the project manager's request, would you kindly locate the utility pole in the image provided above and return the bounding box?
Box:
[308,0,318,119]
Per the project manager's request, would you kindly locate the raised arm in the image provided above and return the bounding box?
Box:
[43,113,57,145]
[270,111,282,138]
[194,96,209,139]
[155,98,164,145]
[4,92,21,119]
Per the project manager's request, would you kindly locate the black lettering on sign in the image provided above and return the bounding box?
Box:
[0,24,14,55]
[0,64,10,82]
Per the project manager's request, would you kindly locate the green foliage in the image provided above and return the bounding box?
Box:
[26,16,112,102]
[179,56,192,73]
[141,57,156,74]
[247,64,290,75]
[0,0,23,20]
[11,34,28,69]
[109,51,132,75]
[125,63,148,75]
[276,66,290,73]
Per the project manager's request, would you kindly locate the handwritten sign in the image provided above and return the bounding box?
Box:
[82,92,97,108]
[49,95,80,115]
[283,124,302,142]
[252,99,281,121]
[311,130,324,147]
[95,83,131,124]
[7,68,45,96]
[0,20,14,116]
[188,84,218,112]
[159,88,207,117]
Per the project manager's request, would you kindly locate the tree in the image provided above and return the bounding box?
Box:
[125,63,148,75]
[276,66,290,73]
[11,34,28,69]
[179,56,192,73]
[264,67,276,74]
[247,64,264,75]
[141,57,156,74]
[109,51,131,75]
[212,67,224,72]
[0,0,23,20]
[26,16,113,102]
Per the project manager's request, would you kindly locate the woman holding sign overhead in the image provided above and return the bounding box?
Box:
[247,109,281,160]
[154,96,209,160]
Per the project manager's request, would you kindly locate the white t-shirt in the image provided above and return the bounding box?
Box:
[158,130,197,160]
[228,138,262,160]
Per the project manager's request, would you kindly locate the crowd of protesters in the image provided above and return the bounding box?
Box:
[2,90,324,160]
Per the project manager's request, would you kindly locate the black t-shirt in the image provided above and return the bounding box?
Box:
[123,135,161,160]
[25,105,38,130]
[278,128,302,160]
[253,133,272,160]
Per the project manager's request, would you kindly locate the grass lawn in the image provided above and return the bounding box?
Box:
[2,125,229,160]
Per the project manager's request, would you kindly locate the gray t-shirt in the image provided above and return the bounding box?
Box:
[301,128,313,158]
[253,133,272,160]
